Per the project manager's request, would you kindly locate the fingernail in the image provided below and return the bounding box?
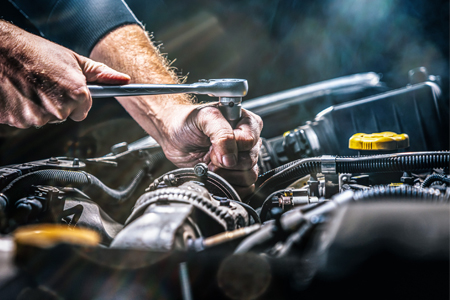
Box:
[222,154,237,167]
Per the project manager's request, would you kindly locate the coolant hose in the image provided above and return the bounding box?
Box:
[0,168,147,208]
[421,174,450,188]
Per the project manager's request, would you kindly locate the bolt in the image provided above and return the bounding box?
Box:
[47,157,59,164]
[194,163,208,177]
[169,174,178,185]
[73,158,80,166]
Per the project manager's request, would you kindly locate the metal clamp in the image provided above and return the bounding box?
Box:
[321,155,336,174]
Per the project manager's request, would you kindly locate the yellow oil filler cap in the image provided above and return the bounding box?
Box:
[14,224,100,248]
[349,132,409,150]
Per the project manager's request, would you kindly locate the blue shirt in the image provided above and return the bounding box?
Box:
[2,0,141,56]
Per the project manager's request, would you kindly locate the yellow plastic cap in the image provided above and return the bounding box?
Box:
[349,132,410,150]
[14,224,100,248]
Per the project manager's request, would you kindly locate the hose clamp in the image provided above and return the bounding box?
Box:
[321,155,336,174]
[81,171,93,184]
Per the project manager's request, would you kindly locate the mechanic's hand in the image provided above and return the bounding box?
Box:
[158,104,263,198]
[0,21,130,128]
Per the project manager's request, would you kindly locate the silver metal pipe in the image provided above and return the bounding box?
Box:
[242,72,381,113]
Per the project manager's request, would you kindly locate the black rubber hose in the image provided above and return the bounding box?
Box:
[335,152,449,173]
[257,158,321,190]
[421,174,450,188]
[0,168,146,208]
[229,200,261,224]
[353,185,449,203]
[88,169,146,203]
[249,152,449,206]
[256,159,307,186]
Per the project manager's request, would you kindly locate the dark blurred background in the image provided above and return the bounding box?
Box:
[0,0,448,164]
[127,0,449,98]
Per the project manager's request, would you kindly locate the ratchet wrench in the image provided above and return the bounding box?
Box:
[87,79,248,128]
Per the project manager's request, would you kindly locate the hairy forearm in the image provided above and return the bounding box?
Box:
[90,24,192,142]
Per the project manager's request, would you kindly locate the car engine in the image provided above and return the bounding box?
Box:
[0,68,448,300]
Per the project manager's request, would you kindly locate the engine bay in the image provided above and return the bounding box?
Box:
[0,69,448,299]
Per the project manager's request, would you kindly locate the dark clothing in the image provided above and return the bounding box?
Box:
[2,0,141,56]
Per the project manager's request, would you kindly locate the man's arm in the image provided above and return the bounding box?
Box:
[90,24,263,196]
[90,24,191,143]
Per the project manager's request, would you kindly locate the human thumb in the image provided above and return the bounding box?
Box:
[77,55,131,84]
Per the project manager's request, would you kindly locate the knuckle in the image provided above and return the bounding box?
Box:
[79,110,89,121]
[96,62,107,69]
[54,109,71,120]
[27,112,48,127]
[34,117,48,127]
[70,85,90,102]
[70,109,89,122]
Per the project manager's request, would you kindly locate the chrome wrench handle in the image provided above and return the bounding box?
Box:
[88,79,247,128]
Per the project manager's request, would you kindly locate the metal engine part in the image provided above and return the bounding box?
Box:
[111,181,248,253]
[0,69,448,300]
